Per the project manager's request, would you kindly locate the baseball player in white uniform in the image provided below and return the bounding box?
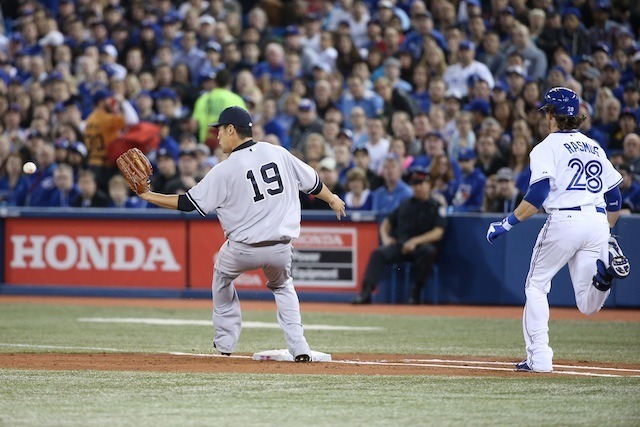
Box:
[486,87,631,373]
[140,106,346,362]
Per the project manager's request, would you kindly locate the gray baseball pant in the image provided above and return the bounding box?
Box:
[211,240,311,358]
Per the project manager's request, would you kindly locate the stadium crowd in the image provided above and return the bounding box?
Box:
[0,0,639,214]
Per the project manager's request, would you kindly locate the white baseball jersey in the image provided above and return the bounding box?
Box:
[529,130,622,212]
[186,141,321,244]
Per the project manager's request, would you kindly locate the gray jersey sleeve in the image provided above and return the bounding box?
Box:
[288,152,322,194]
[185,166,228,217]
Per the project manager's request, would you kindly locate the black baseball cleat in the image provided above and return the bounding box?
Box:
[213,343,231,356]
[295,354,311,362]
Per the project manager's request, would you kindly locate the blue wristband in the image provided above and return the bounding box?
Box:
[507,213,520,226]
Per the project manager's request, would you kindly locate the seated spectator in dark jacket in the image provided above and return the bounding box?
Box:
[48,163,81,207]
[344,167,373,211]
[0,153,31,206]
[475,134,508,177]
[491,167,524,213]
[352,168,446,305]
[451,148,486,212]
[72,169,110,208]
[374,76,418,120]
[289,99,324,152]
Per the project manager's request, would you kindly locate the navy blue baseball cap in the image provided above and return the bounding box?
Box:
[539,87,580,116]
[407,166,430,184]
[92,88,113,104]
[208,106,253,128]
[464,99,491,116]
[458,147,477,161]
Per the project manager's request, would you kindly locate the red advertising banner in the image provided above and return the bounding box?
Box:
[5,218,187,288]
[188,220,378,292]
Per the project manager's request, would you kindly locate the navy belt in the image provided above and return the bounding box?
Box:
[558,206,606,214]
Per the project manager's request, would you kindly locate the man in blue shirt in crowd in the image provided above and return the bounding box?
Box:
[371,154,413,222]
[452,147,486,212]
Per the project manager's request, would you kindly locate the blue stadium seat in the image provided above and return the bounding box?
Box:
[373,262,440,304]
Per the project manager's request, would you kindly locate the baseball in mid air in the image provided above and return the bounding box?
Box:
[23,161,37,174]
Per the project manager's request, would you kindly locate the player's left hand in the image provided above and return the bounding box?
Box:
[486,218,510,244]
[329,194,346,220]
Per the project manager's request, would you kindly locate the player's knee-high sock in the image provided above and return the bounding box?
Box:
[212,270,242,353]
[269,279,311,357]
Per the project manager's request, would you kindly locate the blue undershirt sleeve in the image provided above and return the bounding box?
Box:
[522,178,550,209]
[604,186,622,212]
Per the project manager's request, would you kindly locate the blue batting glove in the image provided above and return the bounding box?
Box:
[486,216,516,244]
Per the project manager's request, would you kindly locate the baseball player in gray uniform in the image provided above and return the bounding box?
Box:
[140,106,346,362]
[486,87,630,372]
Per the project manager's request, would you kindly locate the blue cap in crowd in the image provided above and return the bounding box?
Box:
[458,148,477,161]
[562,7,582,20]
[465,99,491,116]
[407,166,430,184]
[549,66,567,78]
[459,40,475,50]
[156,88,177,100]
[92,89,113,105]
[208,106,253,128]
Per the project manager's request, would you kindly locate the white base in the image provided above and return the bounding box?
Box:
[252,349,332,362]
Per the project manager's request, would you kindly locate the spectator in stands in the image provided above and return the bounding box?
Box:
[452,148,485,212]
[364,116,390,173]
[560,8,590,58]
[290,99,325,152]
[482,174,499,212]
[374,76,418,121]
[0,153,30,206]
[443,40,494,98]
[301,156,345,210]
[352,167,446,304]
[476,134,508,178]
[429,154,458,207]
[301,133,327,169]
[504,23,547,82]
[191,69,246,148]
[509,135,532,194]
[108,175,142,208]
[623,133,640,182]
[152,148,182,194]
[371,153,413,221]
[339,74,384,126]
[352,146,384,190]
[389,137,414,173]
[48,163,80,208]
[448,111,476,161]
[617,163,640,214]
[610,109,638,152]
[25,142,57,207]
[478,31,507,79]
[491,167,524,213]
[344,166,373,211]
[72,169,109,208]
[84,89,139,189]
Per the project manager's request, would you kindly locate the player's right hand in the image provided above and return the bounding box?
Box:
[486,219,510,244]
[329,194,346,220]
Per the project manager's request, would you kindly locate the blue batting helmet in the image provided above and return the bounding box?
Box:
[539,87,579,116]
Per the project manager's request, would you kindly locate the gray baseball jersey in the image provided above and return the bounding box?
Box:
[186,141,320,243]
[185,140,320,358]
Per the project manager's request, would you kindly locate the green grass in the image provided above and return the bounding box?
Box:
[0,302,639,426]
[1,304,639,363]
[1,370,638,427]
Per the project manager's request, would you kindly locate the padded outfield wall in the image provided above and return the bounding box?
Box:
[0,208,638,307]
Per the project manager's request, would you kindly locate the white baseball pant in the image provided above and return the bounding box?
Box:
[523,208,610,372]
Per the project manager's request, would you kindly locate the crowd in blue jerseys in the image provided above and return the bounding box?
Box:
[0,0,639,214]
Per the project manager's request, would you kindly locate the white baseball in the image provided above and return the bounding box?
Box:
[23,161,37,174]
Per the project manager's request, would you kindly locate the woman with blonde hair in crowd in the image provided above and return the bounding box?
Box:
[344,167,373,211]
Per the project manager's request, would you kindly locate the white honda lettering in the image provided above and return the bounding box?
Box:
[76,237,111,270]
[111,237,146,270]
[45,235,77,270]
[143,238,180,271]
[10,235,47,269]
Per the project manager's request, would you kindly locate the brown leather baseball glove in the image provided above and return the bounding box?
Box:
[116,148,153,194]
